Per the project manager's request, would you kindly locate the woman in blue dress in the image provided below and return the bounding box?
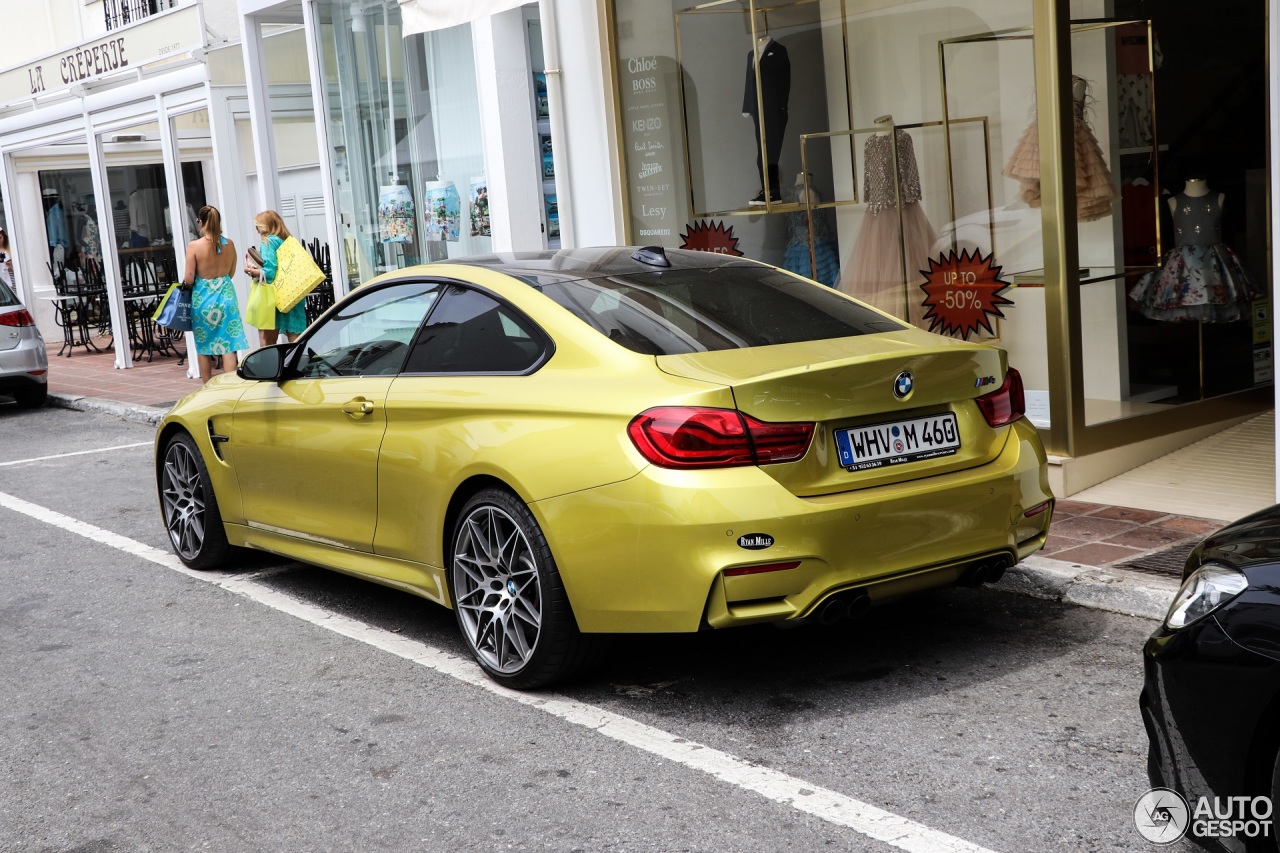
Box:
[182,205,248,383]
[243,209,308,346]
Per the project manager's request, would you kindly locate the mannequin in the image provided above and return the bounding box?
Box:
[1173,177,1224,210]
[1128,177,1259,322]
[43,189,68,267]
[781,171,840,286]
[742,32,790,206]
[128,189,151,247]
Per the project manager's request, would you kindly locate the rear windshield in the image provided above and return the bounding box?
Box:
[0,278,16,307]
[527,266,905,355]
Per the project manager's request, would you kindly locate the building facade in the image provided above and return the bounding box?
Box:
[0,0,1274,498]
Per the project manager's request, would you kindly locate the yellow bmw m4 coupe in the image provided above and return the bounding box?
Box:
[155,246,1053,688]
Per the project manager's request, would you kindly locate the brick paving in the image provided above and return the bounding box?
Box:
[1044,498,1222,570]
[43,336,214,408]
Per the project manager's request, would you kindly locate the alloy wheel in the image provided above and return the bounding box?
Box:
[161,439,207,560]
[452,505,543,675]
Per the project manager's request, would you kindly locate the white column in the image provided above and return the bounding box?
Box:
[84,117,133,369]
[302,0,348,297]
[471,10,544,252]
[239,7,280,214]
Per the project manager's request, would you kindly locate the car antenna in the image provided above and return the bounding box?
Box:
[631,246,671,267]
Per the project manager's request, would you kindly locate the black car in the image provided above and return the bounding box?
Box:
[1142,505,1280,852]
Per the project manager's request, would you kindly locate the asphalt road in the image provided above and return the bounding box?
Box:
[0,402,1192,852]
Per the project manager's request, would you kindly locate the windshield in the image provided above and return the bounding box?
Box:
[527,266,905,355]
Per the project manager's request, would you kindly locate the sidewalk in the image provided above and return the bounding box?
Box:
[37,340,1221,625]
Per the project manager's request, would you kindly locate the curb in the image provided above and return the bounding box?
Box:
[996,553,1179,621]
[47,392,169,427]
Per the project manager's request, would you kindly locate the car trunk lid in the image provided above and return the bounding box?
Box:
[656,334,1014,496]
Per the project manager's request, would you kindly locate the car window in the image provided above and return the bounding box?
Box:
[0,278,16,307]
[294,281,440,379]
[403,285,543,374]
[529,266,905,355]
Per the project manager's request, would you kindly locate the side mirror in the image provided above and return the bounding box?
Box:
[237,343,291,381]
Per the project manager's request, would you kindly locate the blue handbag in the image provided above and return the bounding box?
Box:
[153,282,193,332]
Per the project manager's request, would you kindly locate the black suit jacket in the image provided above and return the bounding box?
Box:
[743,39,791,118]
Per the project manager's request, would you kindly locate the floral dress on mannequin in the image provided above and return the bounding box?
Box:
[1128,191,1259,322]
[837,128,937,327]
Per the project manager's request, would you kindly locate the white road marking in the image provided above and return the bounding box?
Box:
[0,488,998,853]
[0,442,153,467]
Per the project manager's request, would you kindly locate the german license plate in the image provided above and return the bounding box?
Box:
[835,413,960,471]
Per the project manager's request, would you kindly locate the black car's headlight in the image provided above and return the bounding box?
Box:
[1163,562,1248,630]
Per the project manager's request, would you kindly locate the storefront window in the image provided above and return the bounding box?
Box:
[1072,1,1273,424]
[313,0,489,289]
[613,0,1272,439]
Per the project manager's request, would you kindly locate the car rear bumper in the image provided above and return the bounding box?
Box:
[0,332,49,392]
[536,418,1052,632]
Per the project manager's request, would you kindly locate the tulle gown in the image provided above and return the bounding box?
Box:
[837,129,937,328]
[1003,91,1121,222]
[781,183,840,287]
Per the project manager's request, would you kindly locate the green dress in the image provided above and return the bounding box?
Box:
[261,234,309,334]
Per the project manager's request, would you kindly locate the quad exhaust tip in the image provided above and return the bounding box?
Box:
[816,590,871,625]
[959,556,1011,588]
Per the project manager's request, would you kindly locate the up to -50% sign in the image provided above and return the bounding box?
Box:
[918,249,1015,339]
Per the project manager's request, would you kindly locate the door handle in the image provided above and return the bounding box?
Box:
[341,398,375,417]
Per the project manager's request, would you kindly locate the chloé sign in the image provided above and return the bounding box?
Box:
[2,3,202,106]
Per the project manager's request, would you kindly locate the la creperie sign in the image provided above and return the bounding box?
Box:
[0,3,202,106]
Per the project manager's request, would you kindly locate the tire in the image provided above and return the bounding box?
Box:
[13,384,47,409]
[159,432,231,570]
[449,488,596,689]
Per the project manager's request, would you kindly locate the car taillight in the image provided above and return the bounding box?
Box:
[627,407,814,469]
[0,309,34,327]
[975,367,1025,427]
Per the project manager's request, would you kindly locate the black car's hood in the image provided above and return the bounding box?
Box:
[1196,504,1280,571]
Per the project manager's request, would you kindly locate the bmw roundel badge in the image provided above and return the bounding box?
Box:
[893,371,914,399]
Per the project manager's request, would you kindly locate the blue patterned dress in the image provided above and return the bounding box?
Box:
[191,237,248,356]
[260,234,308,335]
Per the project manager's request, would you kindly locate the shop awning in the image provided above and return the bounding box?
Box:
[398,0,528,36]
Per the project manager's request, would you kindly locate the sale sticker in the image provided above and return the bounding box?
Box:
[919,249,1014,339]
[679,220,744,256]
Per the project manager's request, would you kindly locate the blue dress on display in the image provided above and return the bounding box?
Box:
[260,234,308,335]
[781,182,840,287]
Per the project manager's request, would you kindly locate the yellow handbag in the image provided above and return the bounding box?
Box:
[273,236,326,313]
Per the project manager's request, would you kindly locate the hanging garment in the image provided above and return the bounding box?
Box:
[781,183,840,287]
[1003,86,1121,222]
[743,38,790,202]
[1115,23,1162,149]
[1127,193,1260,322]
[837,129,937,327]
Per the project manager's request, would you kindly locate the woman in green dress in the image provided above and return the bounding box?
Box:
[243,210,308,347]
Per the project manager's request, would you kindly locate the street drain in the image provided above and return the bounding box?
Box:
[1115,542,1197,578]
